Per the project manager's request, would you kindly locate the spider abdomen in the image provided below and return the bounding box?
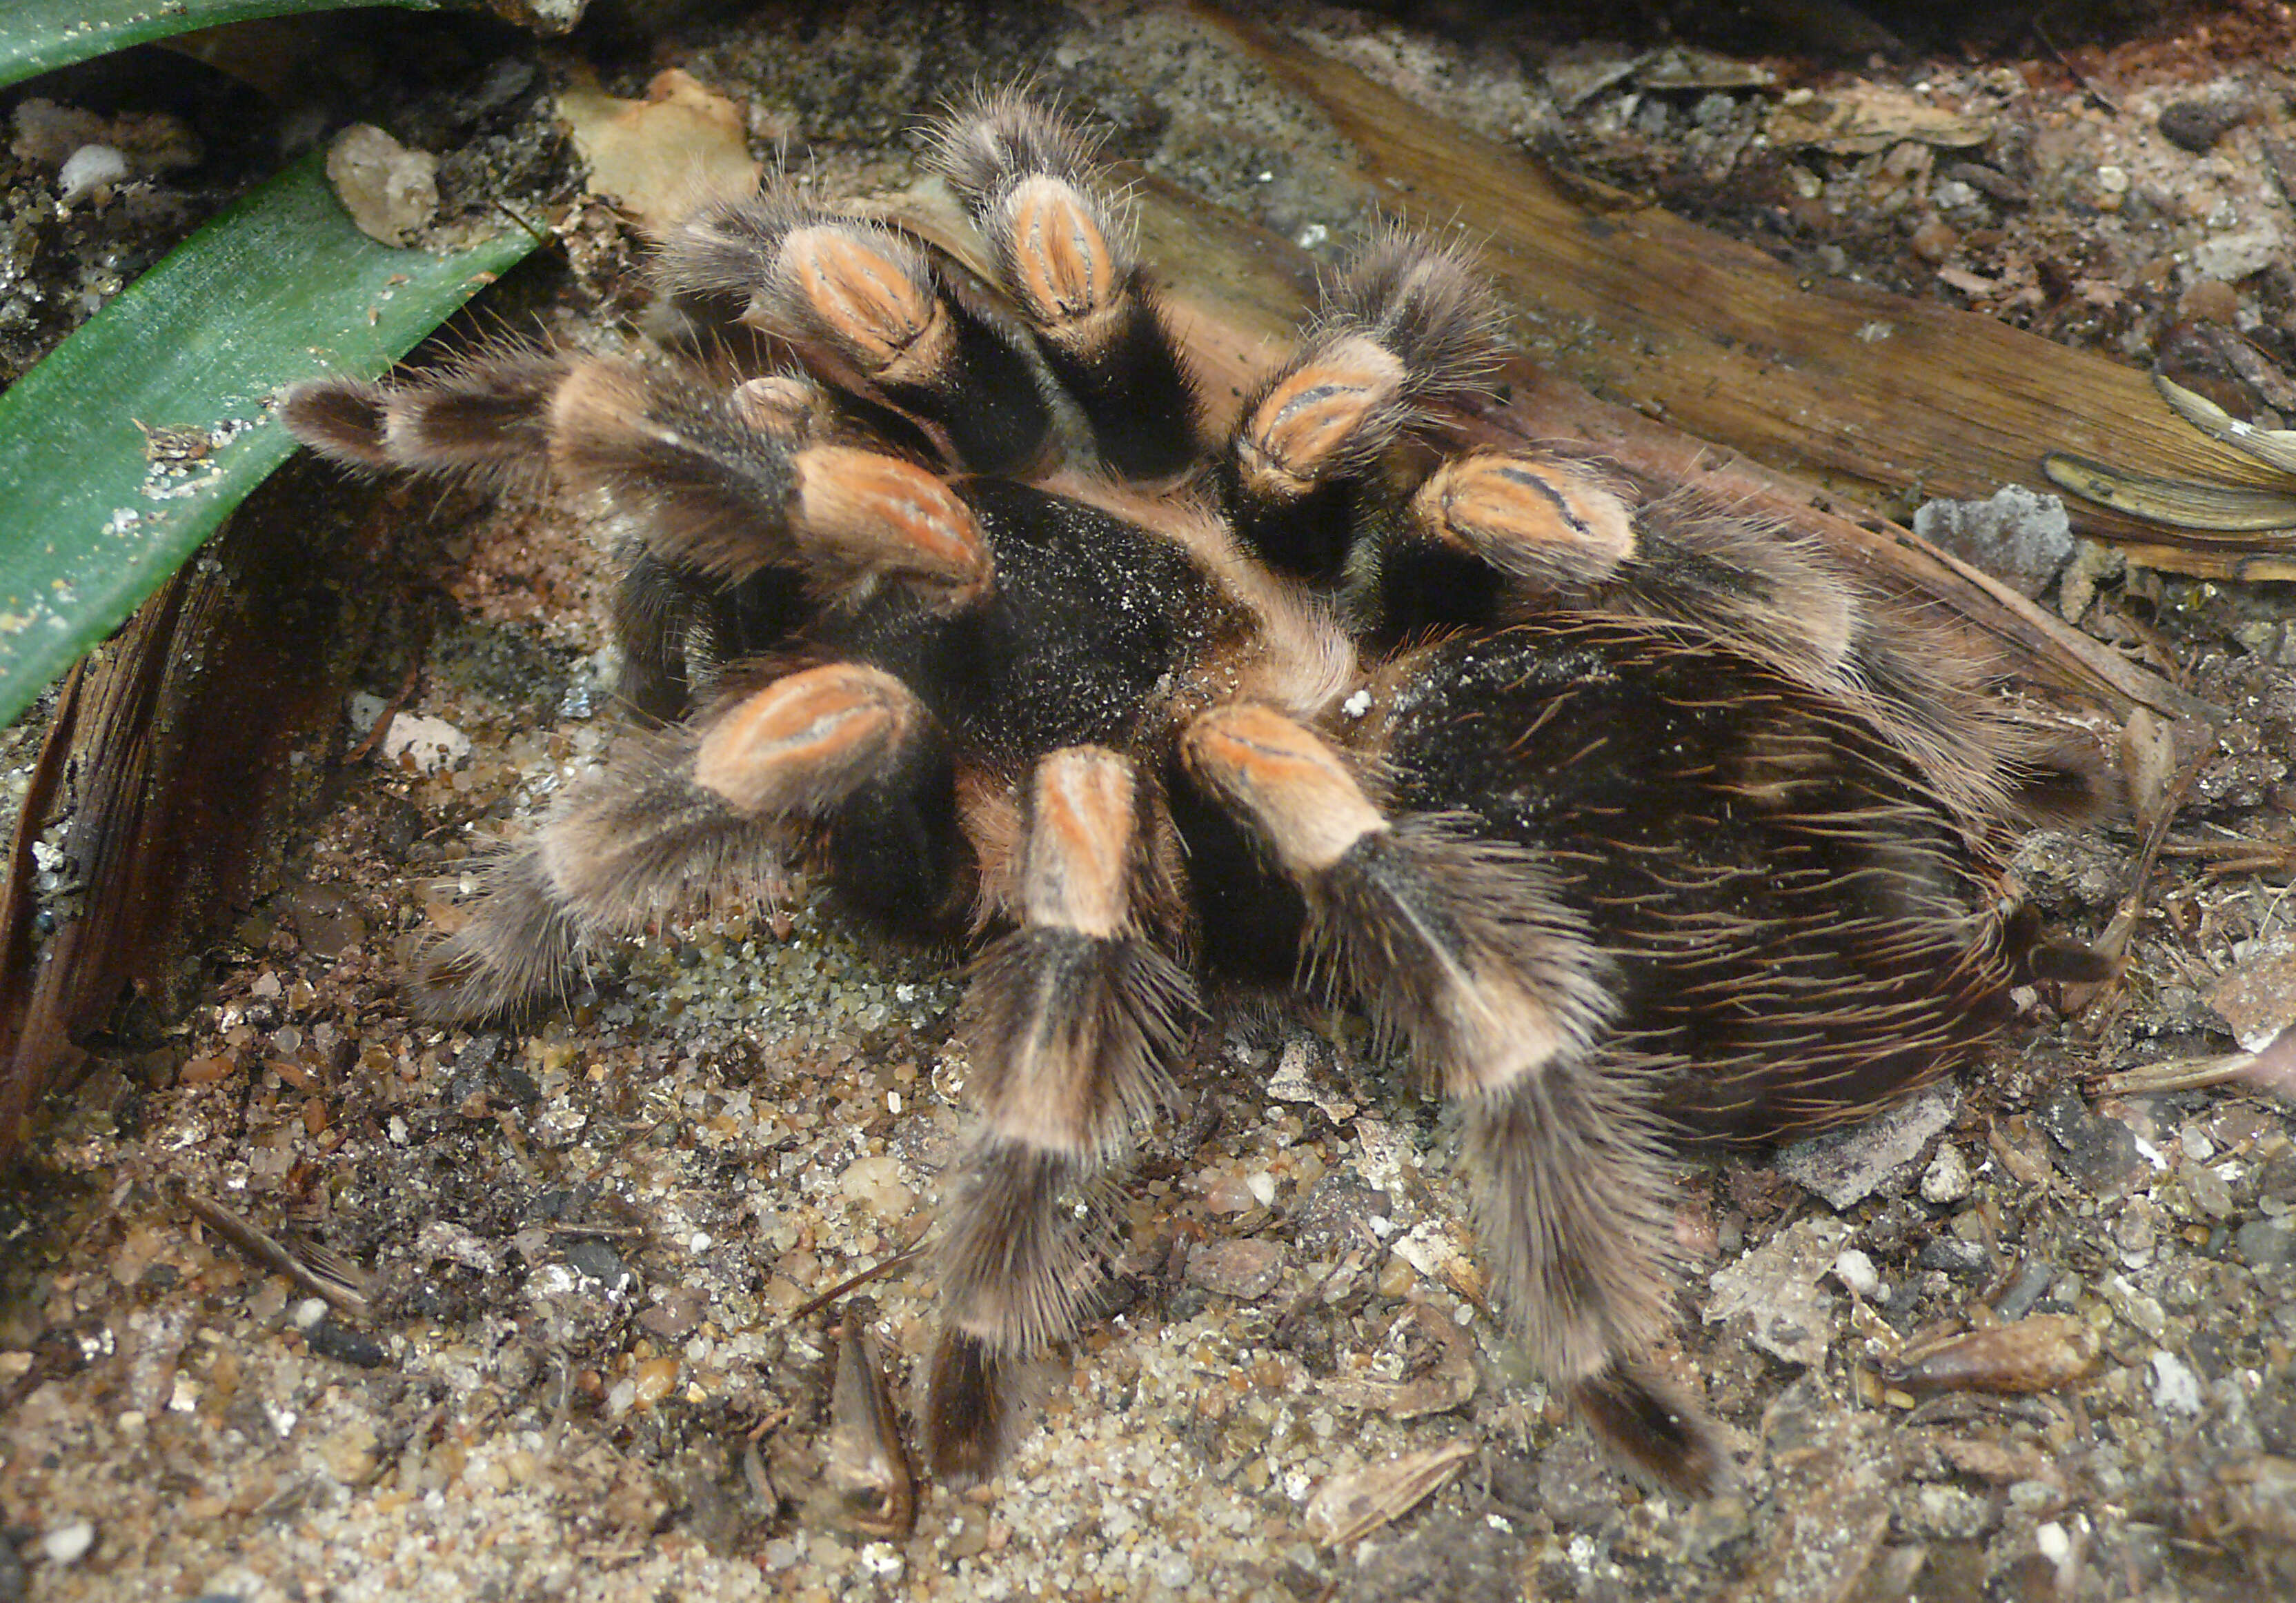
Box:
[1369,616,2015,1143]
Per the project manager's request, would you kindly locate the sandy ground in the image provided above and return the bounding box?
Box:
[4,4,2296,1600]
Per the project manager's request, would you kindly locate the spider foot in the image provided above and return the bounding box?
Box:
[931,91,1199,480]
[1407,448,1639,590]
[927,748,1196,1482]
[1224,232,1504,575]
[281,348,566,478]
[660,186,1053,473]
[1572,1360,1734,1497]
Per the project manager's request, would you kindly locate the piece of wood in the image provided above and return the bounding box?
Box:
[0,465,402,1167]
[1205,15,2293,579]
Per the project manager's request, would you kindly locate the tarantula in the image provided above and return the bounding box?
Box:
[284,94,2094,1495]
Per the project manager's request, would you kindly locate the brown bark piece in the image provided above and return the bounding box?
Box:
[1207,17,2294,580]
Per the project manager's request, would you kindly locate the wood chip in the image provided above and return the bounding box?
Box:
[1886,1315,2098,1397]
[1768,86,1992,154]
[1304,1440,1474,1547]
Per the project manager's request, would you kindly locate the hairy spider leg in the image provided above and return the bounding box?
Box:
[925,747,1196,1484]
[550,362,994,601]
[1367,405,2087,833]
[931,90,1200,481]
[1180,702,1728,1493]
[1218,234,1505,580]
[660,192,1053,475]
[286,356,990,604]
[408,664,967,1017]
[286,355,1002,721]
[279,348,567,478]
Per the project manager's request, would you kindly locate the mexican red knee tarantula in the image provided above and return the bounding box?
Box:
[285,93,2097,1495]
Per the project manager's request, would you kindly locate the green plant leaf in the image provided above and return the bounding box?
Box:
[0,151,537,726]
[1,0,447,90]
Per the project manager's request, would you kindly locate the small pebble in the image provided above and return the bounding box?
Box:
[380,713,469,775]
[837,1154,913,1222]
[1911,217,1959,263]
[632,1356,680,1406]
[1911,487,2072,601]
[2148,1350,2201,1415]
[41,1522,95,1566]
[2235,1217,2295,1269]
[1921,1143,1972,1204]
[1916,1236,1990,1277]
[1776,1086,1959,1208]
[2034,1085,2148,1200]
[2115,1204,2157,1257]
[324,123,438,246]
[1185,1238,1285,1299]
[1200,1172,1258,1215]
[2175,279,2240,326]
[2208,946,2296,1053]
[2158,97,2248,155]
[564,1239,627,1284]
[57,143,127,203]
[2011,1480,2061,1513]
[1832,1248,1882,1298]
[2184,1162,2235,1220]
[1910,1483,1995,1540]
[308,1318,388,1368]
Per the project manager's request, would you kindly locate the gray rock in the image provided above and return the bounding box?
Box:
[1906,1483,1996,1541]
[1777,1085,1960,1208]
[1708,1216,1852,1367]
[2235,1217,2295,1269]
[1912,486,2072,597]
[2034,1085,2150,1201]
[1921,1142,1973,1204]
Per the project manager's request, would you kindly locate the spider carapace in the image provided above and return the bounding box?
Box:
[284,93,2097,1496]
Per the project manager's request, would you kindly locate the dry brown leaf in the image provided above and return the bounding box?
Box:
[1304,1441,1475,1548]
[1769,86,1993,154]
[1886,1315,2099,1396]
[559,69,760,232]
